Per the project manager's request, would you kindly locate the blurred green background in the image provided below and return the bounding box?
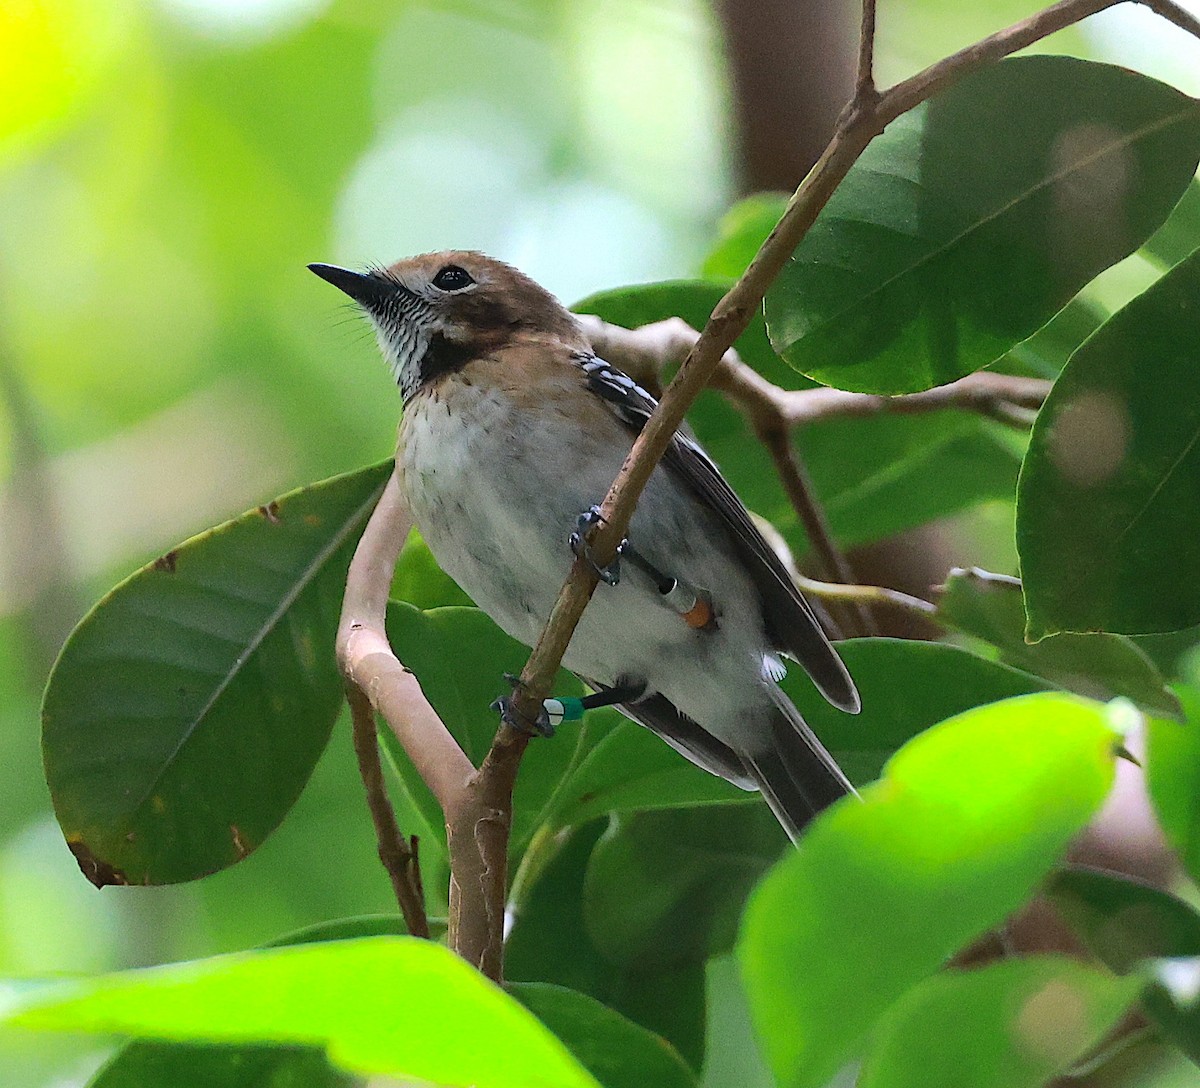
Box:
[1,1,1197,1084]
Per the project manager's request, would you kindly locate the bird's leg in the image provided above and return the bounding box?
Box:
[493,673,646,736]
[569,506,625,586]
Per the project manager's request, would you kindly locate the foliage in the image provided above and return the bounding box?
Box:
[5,7,1200,1088]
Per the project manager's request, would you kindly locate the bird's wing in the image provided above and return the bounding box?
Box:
[576,353,860,714]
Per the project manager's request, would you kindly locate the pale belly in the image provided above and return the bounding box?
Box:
[396,383,773,731]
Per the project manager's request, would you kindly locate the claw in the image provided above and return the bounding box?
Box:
[491,692,555,738]
[569,505,624,586]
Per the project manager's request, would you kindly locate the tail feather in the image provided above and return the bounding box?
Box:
[741,689,856,842]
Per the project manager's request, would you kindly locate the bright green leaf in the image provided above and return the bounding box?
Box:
[2,938,598,1088]
[766,57,1200,394]
[510,983,698,1088]
[391,530,474,610]
[739,693,1119,1088]
[938,568,1180,718]
[1147,686,1200,884]
[859,957,1137,1088]
[1017,249,1200,638]
[41,463,392,885]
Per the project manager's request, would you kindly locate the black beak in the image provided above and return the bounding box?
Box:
[307,263,392,307]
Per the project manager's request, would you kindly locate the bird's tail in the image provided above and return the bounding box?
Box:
[740,687,856,842]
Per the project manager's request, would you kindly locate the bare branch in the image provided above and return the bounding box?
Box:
[1139,0,1200,39]
[338,472,474,816]
[857,0,879,100]
[347,681,430,937]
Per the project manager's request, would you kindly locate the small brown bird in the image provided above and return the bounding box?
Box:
[310,252,860,839]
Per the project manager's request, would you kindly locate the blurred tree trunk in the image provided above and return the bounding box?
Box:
[715,0,856,192]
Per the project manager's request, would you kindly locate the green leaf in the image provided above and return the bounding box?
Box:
[510,983,698,1088]
[766,56,1200,394]
[1017,248,1200,638]
[3,938,598,1088]
[937,568,1181,718]
[998,296,1107,380]
[1144,957,1200,1065]
[1147,686,1200,884]
[783,638,1050,785]
[89,1043,355,1088]
[1143,180,1200,270]
[507,823,708,1070]
[40,462,392,885]
[1048,867,1200,972]
[739,693,1120,1088]
[392,530,474,610]
[859,957,1137,1088]
[701,192,789,281]
[582,807,785,969]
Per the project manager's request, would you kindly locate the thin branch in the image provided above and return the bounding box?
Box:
[857,0,878,100]
[791,572,940,619]
[1139,0,1200,39]
[759,428,879,637]
[337,472,474,816]
[347,681,430,938]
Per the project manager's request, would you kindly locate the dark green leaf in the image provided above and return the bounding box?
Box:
[998,296,1108,380]
[1147,686,1200,884]
[766,57,1200,393]
[739,693,1119,1088]
[41,463,392,885]
[937,568,1181,718]
[510,983,698,1088]
[582,807,785,969]
[1017,249,1200,638]
[783,637,1050,785]
[507,822,707,1070]
[90,1043,355,1088]
[4,938,598,1088]
[859,957,1137,1088]
[391,530,474,610]
[1048,867,1200,972]
[702,192,789,281]
[1143,180,1200,269]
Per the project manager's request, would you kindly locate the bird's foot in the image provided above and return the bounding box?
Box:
[569,505,625,586]
[492,681,556,738]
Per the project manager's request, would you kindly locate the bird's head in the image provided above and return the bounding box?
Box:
[308,251,582,401]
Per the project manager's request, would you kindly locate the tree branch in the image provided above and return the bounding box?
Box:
[347,680,429,938]
[857,0,878,100]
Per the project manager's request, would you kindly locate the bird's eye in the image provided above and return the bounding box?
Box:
[432,265,474,291]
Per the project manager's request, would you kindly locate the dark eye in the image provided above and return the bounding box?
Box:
[432,265,474,291]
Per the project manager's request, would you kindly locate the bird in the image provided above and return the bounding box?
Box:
[309,251,860,840]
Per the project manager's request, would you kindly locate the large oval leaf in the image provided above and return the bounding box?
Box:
[3,938,598,1088]
[41,463,391,885]
[1017,248,1200,638]
[766,56,1200,394]
[738,693,1119,1088]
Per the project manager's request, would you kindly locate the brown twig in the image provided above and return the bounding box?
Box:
[1139,0,1200,38]
[347,681,429,938]
[791,572,939,619]
[857,0,878,100]
[759,429,878,636]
